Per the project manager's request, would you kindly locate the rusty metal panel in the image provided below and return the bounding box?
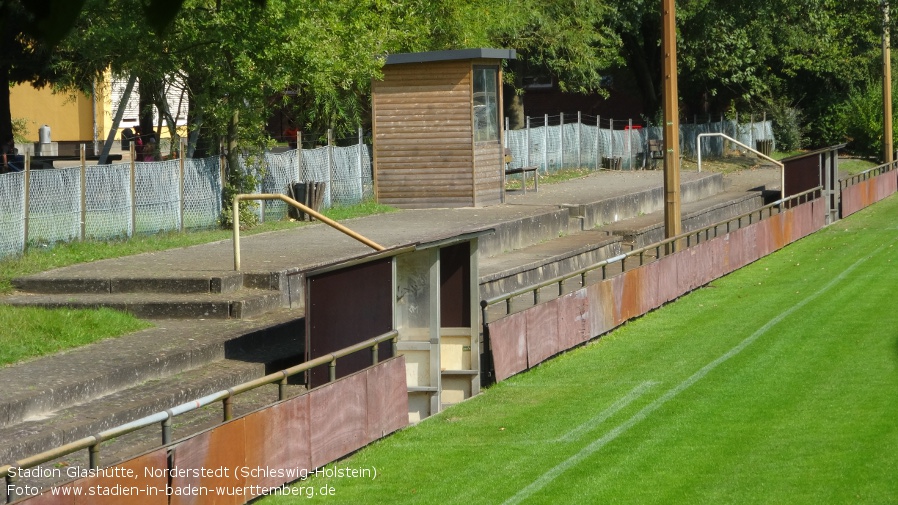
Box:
[487,311,528,381]
[782,209,795,247]
[753,216,772,257]
[170,419,247,505]
[620,268,642,322]
[16,490,74,505]
[704,238,726,283]
[608,274,627,326]
[764,213,783,252]
[72,449,169,505]
[639,261,660,312]
[309,371,368,469]
[366,357,409,441]
[727,228,745,270]
[793,203,813,241]
[655,254,679,304]
[741,223,760,265]
[525,298,560,367]
[306,257,393,388]
[675,248,700,294]
[586,281,615,337]
[841,183,862,217]
[243,393,311,491]
[811,198,827,229]
[556,289,591,350]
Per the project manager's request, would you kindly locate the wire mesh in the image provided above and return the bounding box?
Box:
[183,157,222,229]
[27,167,81,246]
[133,160,181,234]
[506,119,774,173]
[0,172,26,258]
[85,163,132,239]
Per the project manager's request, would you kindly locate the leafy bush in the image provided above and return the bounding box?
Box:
[766,99,805,152]
[831,80,898,159]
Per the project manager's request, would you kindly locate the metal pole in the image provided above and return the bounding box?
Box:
[884,0,893,163]
[577,111,582,168]
[357,126,364,200]
[596,115,600,169]
[628,118,633,169]
[179,138,186,231]
[543,114,548,173]
[525,117,531,167]
[610,118,614,167]
[130,142,136,236]
[80,144,86,240]
[560,112,565,169]
[24,153,30,247]
[662,0,683,243]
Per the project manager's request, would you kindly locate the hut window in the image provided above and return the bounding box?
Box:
[473,66,499,142]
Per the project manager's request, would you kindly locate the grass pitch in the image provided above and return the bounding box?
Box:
[262,194,898,504]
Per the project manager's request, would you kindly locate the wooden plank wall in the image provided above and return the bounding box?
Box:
[474,142,502,206]
[373,61,475,208]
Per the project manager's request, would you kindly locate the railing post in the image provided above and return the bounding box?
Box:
[279,376,288,401]
[89,443,100,469]
[6,473,17,502]
[329,360,336,382]
[162,415,172,444]
[223,396,233,421]
[371,343,379,365]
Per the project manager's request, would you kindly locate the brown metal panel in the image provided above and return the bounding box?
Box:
[783,153,821,198]
[764,212,783,252]
[73,449,169,505]
[841,183,860,217]
[704,238,725,284]
[309,371,368,469]
[365,357,409,441]
[243,393,311,491]
[16,490,74,505]
[811,198,827,229]
[487,311,528,381]
[655,254,679,304]
[620,268,642,322]
[782,209,795,247]
[608,274,627,326]
[556,289,591,350]
[639,261,660,313]
[864,178,875,207]
[741,223,760,265]
[753,216,772,257]
[440,242,471,327]
[791,204,809,241]
[525,298,560,368]
[727,228,745,270]
[586,281,615,337]
[675,248,699,294]
[170,419,247,505]
[306,257,393,388]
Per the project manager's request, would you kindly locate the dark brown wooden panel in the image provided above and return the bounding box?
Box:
[440,242,471,328]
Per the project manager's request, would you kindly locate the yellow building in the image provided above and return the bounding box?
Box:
[10,75,187,144]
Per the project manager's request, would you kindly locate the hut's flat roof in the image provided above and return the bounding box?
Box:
[385,48,516,65]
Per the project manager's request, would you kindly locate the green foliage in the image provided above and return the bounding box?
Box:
[766,98,805,152]
[827,80,898,158]
[11,118,30,143]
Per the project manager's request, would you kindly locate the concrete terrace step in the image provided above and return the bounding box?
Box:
[479,230,622,299]
[11,272,246,295]
[1,288,283,319]
[604,189,768,248]
[0,310,304,432]
[0,344,307,465]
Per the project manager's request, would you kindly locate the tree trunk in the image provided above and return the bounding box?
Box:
[0,65,13,145]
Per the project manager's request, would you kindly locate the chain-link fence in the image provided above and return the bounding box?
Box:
[505,114,775,173]
[1,136,374,259]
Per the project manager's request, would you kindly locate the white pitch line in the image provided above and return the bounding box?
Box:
[557,381,659,442]
[500,240,892,505]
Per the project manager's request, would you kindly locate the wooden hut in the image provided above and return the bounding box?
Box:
[372,49,516,208]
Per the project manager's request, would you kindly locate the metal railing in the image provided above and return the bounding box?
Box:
[839,160,898,189]
[232,193,385,271]
[0,330,398,503]
[696,132,785,201]
[481,187,822,319]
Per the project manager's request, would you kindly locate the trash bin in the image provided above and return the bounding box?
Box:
[756,139,773,157]
[288,181,327,221]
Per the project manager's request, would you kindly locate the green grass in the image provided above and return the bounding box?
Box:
[838,157,879,176]
[262,194,898,504]
[0,306,152,366]
[0,200,397,367]
[505,167,592,190]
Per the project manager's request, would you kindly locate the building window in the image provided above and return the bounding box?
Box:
[473,66,499,142]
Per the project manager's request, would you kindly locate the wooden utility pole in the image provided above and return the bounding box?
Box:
[883,0,893,164]
[662,0,682,244]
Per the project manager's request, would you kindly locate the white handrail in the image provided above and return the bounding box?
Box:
[696,132,784,201]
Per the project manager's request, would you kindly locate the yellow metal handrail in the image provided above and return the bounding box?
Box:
[232,193,385,271]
